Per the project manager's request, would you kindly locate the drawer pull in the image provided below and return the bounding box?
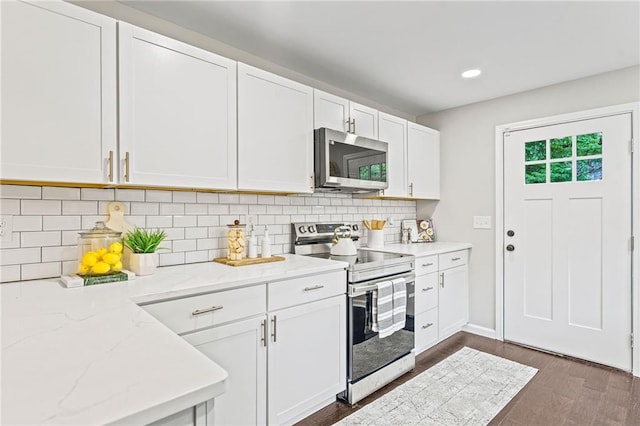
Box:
[261,320,267,347]
[422,323,434,329]
[271,315,277,342]
[422,262,434,267]
[422,286,434,292]
[451,257,461,261]
[191,305,223,316]
[440,272,445,288]
[304,285,324,292]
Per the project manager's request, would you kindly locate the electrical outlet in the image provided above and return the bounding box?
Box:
[0,215,14,242]
[473,216,491,229]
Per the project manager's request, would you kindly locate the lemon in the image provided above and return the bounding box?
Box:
[78,263,90,274]
[82,252,98,267]
[102,252,121,265]
[95,248,107,259]
[112,261,123,271]
[91,261,111,274]
[109,242,123,254]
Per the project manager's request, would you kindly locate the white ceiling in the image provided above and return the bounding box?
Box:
[120,1,640,117]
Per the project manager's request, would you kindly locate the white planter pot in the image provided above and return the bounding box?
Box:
[128,253,158,276]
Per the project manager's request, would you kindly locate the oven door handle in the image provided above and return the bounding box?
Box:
[348,272,415,297]
[349,282,380,297]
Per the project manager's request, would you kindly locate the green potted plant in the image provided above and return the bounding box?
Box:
[123,228,167,276]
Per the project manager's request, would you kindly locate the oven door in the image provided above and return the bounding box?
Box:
[348,272,415,383]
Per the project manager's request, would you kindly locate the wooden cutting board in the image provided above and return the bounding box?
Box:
[213,256,286,267]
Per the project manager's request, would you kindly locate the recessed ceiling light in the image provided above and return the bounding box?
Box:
[461,69,482,79]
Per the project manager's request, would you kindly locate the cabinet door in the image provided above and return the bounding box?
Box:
[183,317,267,426]
[415,272,438,314]
[349,102,378,139]
[238,63,313,193]
[378,112,407,197]
[119,23,237,189]
[313,89,349,132]
[268,295,346,425]
[1,0,116,184]
[438,266,469,340]
[407,122,440,199]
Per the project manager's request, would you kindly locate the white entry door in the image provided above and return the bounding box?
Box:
[504,113,632,371]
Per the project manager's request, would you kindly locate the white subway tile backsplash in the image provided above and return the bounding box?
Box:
[0,248,41,265]
[43,216,81,231]
[13,216,42,232]
[63,201,98,215]
[146,216,173,228]
[42,187,80,200]
[21,262,61,281]
[146,190,172,202]
[42,246,76,262]
[160,203,184,215]
[173,191,197,203]
[21,200,61,215]
[1,185,416,282]
[0,265,21,282]
[1,185,41,199]
[81,188,115,201]
[115,189,145,202]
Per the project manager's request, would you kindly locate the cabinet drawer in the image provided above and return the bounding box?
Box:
[415,255,438,276]
[414,272,438,313]
[268,270,346,311]
[415,308,438,354]
[142,285,266,335]
[438,250,468,270]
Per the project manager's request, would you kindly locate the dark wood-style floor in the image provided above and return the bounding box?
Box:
[296,332,640,426]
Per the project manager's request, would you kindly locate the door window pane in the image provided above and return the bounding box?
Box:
[550,137,572,159]
[359,166,370,180]
[577,132,602,156]
[550,161,572,182]
[525,140,546,161]
[370,164,381,181]
[525,164,546,184]
[577,159,602,181]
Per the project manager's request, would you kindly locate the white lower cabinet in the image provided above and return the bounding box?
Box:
[413,250,469,354]
[150,402,212,426]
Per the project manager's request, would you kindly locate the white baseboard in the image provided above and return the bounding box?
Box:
[462,323,497,339]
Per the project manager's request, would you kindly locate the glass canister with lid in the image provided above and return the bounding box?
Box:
[227,219,246,261]
[77,221,124,275]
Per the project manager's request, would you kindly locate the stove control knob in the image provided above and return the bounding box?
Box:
[298,226,307,234]
[308,225,316,233]
[352,224,359,231]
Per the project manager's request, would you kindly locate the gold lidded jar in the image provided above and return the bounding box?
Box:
[77,221,124,276]
[227,219,246,261]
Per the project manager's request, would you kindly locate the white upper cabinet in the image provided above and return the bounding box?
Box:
[407,122,440,199]
[349,102,378,139]
[118,23,237,190]
[313,89,350,132]
[377,112,407,198]
[1,0,117,184]
[313,90,378,138]
[238,63,314,193]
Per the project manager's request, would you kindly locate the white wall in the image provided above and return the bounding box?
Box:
[417,65,640,331]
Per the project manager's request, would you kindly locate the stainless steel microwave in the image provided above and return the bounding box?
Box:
[314,128,389,193]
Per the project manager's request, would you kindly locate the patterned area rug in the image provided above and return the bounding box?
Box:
[335,347,538,425]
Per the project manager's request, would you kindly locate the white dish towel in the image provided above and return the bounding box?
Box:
[371,280,394,338]
[391,277,407,332]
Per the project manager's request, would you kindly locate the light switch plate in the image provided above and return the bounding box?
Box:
[473,216,491,229]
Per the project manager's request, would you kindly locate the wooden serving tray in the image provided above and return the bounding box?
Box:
[213,255,286,267]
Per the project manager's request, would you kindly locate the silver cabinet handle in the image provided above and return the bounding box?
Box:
[107,150,114,182]
[192,305,223,316]
[261,319,267,347]
[451,257,461,261]
[352,118,356,134]
[422,262,434,267]
[271,315,277,342]
[422,286,434,292]
[422,323,434,329]
[440,272,445,288]
[409,183,414,197]
[345,119,351,133]
[124,151,130,182]
[304,285,324,292]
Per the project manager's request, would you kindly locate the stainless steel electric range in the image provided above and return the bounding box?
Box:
[293,222,416,405]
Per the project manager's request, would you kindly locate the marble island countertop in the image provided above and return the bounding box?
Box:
[1,254,349,425]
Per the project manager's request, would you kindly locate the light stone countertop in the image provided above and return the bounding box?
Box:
[1,254,348,425]
[363,241,472,256]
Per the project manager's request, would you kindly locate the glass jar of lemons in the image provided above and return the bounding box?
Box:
[77,222,124,276]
